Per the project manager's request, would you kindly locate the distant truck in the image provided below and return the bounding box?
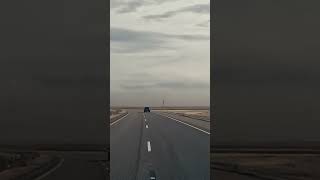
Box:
[144,107,151,113]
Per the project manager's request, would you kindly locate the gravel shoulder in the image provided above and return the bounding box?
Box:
[153,110,210,131]
[110,109,128,123]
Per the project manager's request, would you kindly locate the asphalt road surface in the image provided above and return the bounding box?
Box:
[111,110,210,180]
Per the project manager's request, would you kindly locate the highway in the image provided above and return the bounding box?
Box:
[110,110,210,180]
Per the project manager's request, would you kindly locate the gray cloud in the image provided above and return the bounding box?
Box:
[111,27,208,42]
[111,42,171,54]
[143,4,210,20]
[142,55,189,67]
[110,27,170,53]
[119,80,209,90]
[111,27,209,53]
[111,0,181,14]
[197,20,210,27]
[116,1,144,13]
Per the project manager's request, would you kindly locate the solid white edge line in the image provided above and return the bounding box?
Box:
[34,157,65,180]
[157,113,210,135]
[110,113,129,126]
[147,141,151,152]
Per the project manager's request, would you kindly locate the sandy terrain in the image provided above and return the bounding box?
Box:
[110,109,127,122]
[155,109,210,121]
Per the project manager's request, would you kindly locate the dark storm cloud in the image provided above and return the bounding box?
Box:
[111,27,209,53]
[213,0,320,144]
[143,4,210,20]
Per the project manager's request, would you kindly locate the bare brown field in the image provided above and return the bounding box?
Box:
[155,109,210,122]
[110,109,127,122]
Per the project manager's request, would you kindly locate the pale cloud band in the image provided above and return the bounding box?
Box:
[143,3,210,20]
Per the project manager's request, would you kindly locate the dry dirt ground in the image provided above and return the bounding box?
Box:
[155,109,210,121]
[110,109,127,120]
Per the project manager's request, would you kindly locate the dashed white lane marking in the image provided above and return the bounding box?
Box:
[158,114,210,135]
[110,113,129,126]
[147,141,151,152]
[149,170,156,180]
[145,118,147,122]
[146,125,149,128]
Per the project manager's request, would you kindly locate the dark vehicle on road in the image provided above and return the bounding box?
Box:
[144,107,151,112]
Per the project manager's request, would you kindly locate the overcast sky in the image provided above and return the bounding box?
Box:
[110,0,210,107]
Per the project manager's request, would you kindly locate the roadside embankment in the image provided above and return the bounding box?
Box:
[110,109,128,123]
[154,110,210,132]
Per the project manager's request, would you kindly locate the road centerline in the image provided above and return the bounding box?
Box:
[149,169,156,180]
[147,141,151,152]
